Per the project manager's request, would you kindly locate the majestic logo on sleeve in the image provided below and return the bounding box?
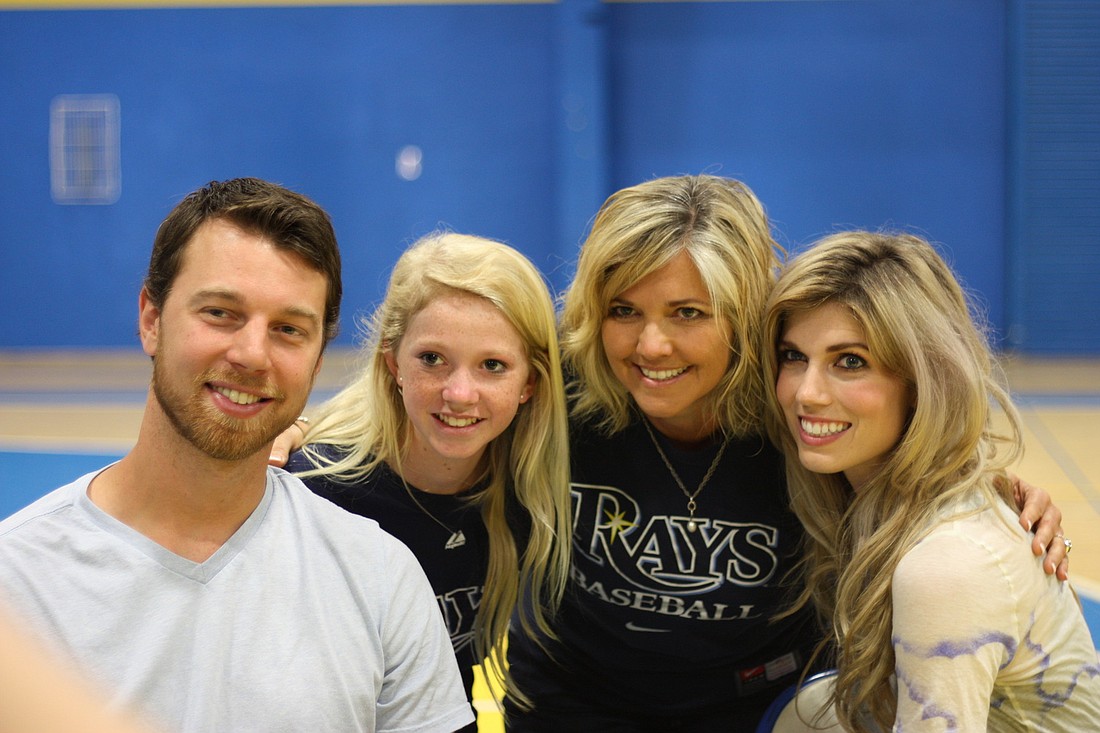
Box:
[570,483,781,621]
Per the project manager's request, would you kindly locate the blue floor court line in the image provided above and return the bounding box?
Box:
[1084,595,1100,643]
[1,450,124,519]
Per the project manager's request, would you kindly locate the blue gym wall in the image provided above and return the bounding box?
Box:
[1,0,1097,352]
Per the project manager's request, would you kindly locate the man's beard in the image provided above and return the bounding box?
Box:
[151,361,306,461]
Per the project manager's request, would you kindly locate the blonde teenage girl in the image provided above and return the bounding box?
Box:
[280,233,571,722]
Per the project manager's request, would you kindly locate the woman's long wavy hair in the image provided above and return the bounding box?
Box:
[561,174,783,437]
[295,232,571,708]
[761,231,1023,731]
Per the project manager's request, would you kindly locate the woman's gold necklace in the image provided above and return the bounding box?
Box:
[641,418,730,533]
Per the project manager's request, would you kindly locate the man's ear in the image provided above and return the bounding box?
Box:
[138,287,161,358]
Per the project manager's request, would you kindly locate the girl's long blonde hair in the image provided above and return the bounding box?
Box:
[762,231,1023,731]
[561,174,783,436]
[296,232,571,708]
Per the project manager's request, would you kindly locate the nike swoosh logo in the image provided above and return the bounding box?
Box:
[625,622,670,633]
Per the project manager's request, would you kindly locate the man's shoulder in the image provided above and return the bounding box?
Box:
[266,467,428,588]
[267,466,404,543]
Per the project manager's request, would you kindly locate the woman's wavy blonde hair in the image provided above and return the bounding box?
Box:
[295,232,571,708]
[561,174,783,436]
[762,231,1023,731]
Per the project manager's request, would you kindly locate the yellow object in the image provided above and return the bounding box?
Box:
[472,663,505,733]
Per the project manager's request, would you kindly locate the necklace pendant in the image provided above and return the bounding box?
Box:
[641,418,730,540]
[445,530,466,550]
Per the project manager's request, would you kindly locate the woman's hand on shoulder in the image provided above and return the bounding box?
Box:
[268,419,308,467]
[1008,473,1069,580]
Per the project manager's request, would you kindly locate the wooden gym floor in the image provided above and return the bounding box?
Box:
[2,350,1098,731]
